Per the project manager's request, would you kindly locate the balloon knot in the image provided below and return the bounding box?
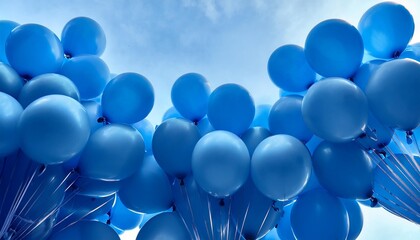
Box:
[64,53,72,59]
[21,74,31,82]
[219,199,225,206]
[179,179,185,186]
[370,196,378,207]
[406,130,413,145]
[172,204,177,212]
[275,224,278,228]
[38,164,46,175]
[392,50,401,59]
[373,149,387,159]
[272,201,280,212]
[193,120,199,126]
[97,116,109,125]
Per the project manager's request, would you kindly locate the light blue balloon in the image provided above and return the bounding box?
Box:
[358,2,414,58]
[400,42,420,61]
[251,104,271,129]
[110,197,144,230]
[162,106,183,122]
[152,118,201,178]
[60,55,110,100]
[50,221,119,240]
[171,73,211,122]
[251,134,312,201]
[118,154,174,214]
[196,116,214,136]
[352,60,385,92]
[241,127,271,156]
[366,59,420,130]
[0,20,19,64]
[305,19,364,78]
[18,73,80,108]
[78,124,144,180]
[18,95,90,164]
[268,44,316,92]
[341,199,363,240]
[291,188,349,240]
[0,62,23,98]
[0,92,22,157]
[61,17,106,57]
[133,119,155,153]
[302,78,368,142]
[269,95,313,143]
[6,24,64,78]
[192,130,250,198]
[81,100,103,134]
[313,141,373,199]
[136,212,190,240]
[102,72,154,124]
[207,83,255,135]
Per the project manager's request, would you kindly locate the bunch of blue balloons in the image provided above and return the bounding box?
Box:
[0,1,420,240]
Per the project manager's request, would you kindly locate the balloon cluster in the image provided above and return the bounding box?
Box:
[0,2,419,240]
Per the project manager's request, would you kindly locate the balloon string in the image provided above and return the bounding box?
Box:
[176,205,196,240]
[374,190,419,225]
[206,194,215,240]
[225,197,232,240]
[219,200,223,240]
[236,201,251,240]
[255,203,272,238]
[181,182,200,240]
[50,188,82,229]
[196,187,212,240]
[412,133,420,156]
[391,132,420,174]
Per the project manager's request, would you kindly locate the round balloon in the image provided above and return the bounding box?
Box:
[81,100,103,134]
[241,127,272,156]
[192,130,250,197]
[18,95,90,164]
[137,212,190,240]
[0,20,19,64]
[0,62,23,98]
[110,197,144,230]
[133,119,155,153]
[305,19,364,78]
[302,78,368,142]
[0,92,22,157]
[49,221,119,240]
[251,104,271,129]
[400,42,420,62]
[341,199,363,240]
[162,106,183,121]
[73,176,121,197]
[102,72,154,124]
[352,60,385,92]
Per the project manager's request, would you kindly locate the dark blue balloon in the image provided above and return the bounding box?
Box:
[102,72,154,124]
[0,20,19,64]
[352,60,385,92]
[61,17,106,57]
[313,141,373,199]
[251,104,271,129]
[291,188,349,240]
[136,212,190,240]
[358,2,415,58]
[302,78,368,142]
[110,196,143,230]
[18,73,80,108]
[50,221,119,240]
[305,19,364,78]
[171,73,211,122]
[268,44,316,92]
[0,92,22,157]
[60,55,110,100]
[241,127,271,156]
[6,24,64,78]
[133,119,155,153]
[276,203,295,240]
[341,199,363,240]
[81,100,103,134]
[0,62,23,98]
[400,42,420,61]
[207,83,255,135]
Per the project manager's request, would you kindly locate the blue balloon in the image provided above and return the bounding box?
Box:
[192,130,250,197]
[18,212,56,240]
[269,95,313,143]
[0,62,23,98]
[81,100,103,134]
[305,19,364,78]
[110,196,144,230]
[358,112,394,150]
[73,176,121,197]
[171,73,211,122]
[251,104,271,129]
[61,17,106,57]
[400,42,420,61]
[0,20,19,64]
[78,124,144,180]
[162,106,183,122]
[341,199,363,240]
[118,154,174,214]
[18,73,80,108]
[196,116,214,136]
[152,118,201,178]
[102,72,154,124]
[313,141,373,199]
[137,212,190,240]
[366,59,420,131]
[302,78,368,142]
[251,135,312,201]
[358,2,415,58]
[60,55,110,100]
[268,44,316,92]
[305,135,323,154]
[352,60,385,92]
[207,83,255,135]
[276,203,295,240]
[50,221,119,240]
[6,24,64,78]
[133,119,155,153]
[291,188,349,240]
[18,95,90,165]
[241,127,271,156]
[0,92,22,157]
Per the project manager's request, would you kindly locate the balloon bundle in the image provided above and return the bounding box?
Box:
[0,1,419,240]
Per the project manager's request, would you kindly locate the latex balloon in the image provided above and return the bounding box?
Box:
[291,188,349,240]
[251,134,312,201]
[207,83,255,135]
[50,221,119,240]
[162,106,183,121]
[60,55,110,100]
[137,212,190,240]
[18,73,80,108]
[0,62,23,98]
[268,44,316,92]
[118,154,174,214]
[352,60,385,92]
[305,19,363,78]
[61,17,106,57]
[241,127,271,156]
[78,124,144,180]
[269,95,313,143]
[152,118,201,178]
[358,2,415,58]
[0,92,22,157]
[358,112,394,150]
[110,197,144,230]
[0,20,19,64]
[192,130,250,197]
[73,176,121,197]
[312,141,373,199]
[81,100,103,134]
[102,72,154,124]
[276,203,295,240]
[18,95,90,165]
[302,78,368,142]
[400,42,420,61]
[6,24,64,78]
[196,116,214,136]
[251,104,271,129]
[341,199,363,240]
[133,119,155,153]
[171,72,211,122]
[365,59,420,131]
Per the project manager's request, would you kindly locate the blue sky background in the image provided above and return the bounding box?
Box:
[1,0,419,239]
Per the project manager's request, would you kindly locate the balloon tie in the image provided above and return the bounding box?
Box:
[392,50,401,59]
[97,116,109,125]
[406,130,413,145]
[271,201,280,212]
[64,53,72,59]
[370,196,378,207]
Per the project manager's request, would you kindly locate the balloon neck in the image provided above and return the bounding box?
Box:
[271,201,280,212]
[373,149,387,159]
[179,179,185,186]
[370,196,378,207]
[219,198,225,207]
[193,120,198,126]
[406,130,413,145]
[392,50,401,59]
[64,53,72,59]
[21,74,31,82]
[97,116,109,125]
[172,204,177,212]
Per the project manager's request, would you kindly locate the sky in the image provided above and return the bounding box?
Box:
[1,0,420,239]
